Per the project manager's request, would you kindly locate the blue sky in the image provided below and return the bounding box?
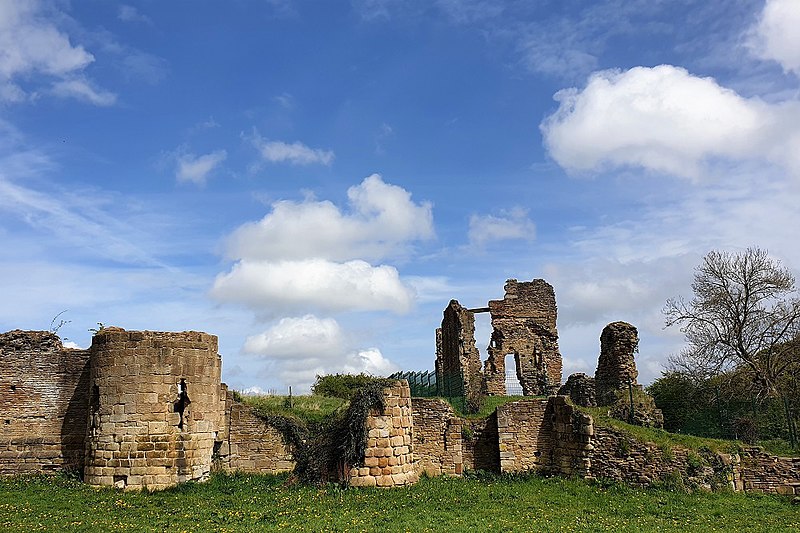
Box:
[2,0,800,393]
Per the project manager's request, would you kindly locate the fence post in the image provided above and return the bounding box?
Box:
[628,378,635,424]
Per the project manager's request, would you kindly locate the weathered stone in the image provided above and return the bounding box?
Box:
[484,280,562,396]
[595,322,639,406]
[557,373,597,407]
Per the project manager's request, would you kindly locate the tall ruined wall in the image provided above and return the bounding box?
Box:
[437,300,482,403]
[349,381,418,487]
[484,279,562,396]
[84,329,226,490]
[496,399,552,472]
[0,331,90,475]
[595,321,639,406]
[411,398,463,477]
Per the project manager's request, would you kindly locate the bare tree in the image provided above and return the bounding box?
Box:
[664,247,800,400]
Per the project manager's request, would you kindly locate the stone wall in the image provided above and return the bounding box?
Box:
[549,396,593,477]
[588,426,737,490]
[484,279,562,396]
[84,329,226,490]
[349,381,418,487]
[411,398,463,477]
[0,331,90,475]
[496,399,552,473]
[739,448,800,495]
[557,373,597,407]
[220,395,295,475]
[437,300,482,404]
[595,322,639,406]
[461,414,500,472]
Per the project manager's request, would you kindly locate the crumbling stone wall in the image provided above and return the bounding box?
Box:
[220,396,296,475]
[349,381,418,487]
[84,329,226,490]
[484,279,562,396]
[496,399,553,473]
[437,300,482,404]
[595,321,639,406]
[0,331,90,475]
[461,415,500,472]
[588,426,739,491]
[739,447,800,495]
[549,396,593,477]
[557,373,597,407]
[411,398,463,477]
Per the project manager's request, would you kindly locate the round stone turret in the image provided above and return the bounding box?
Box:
[84,329,225,490]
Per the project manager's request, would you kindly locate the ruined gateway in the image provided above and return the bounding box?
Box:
[435,279,563,401]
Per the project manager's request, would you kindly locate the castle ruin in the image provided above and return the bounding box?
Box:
[436,279,562,399]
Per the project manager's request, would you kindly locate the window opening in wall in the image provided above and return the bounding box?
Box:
[505,353,523,395]
[174,379,191,431]
[10,384,16,392]
[89,384,100,430]
[474,312,492,361]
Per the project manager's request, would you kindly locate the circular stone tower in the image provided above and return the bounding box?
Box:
[84,329,225,490]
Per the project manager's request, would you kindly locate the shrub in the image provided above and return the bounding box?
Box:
[312,373,377,399]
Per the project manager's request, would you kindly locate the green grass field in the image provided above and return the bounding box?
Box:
[1,472,797,532]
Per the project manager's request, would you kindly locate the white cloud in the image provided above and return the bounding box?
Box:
[541,65,800,179]
[243,314,399,392]
[0,1,114,105]
[214,175,434,388]
[747,0,800,76]
[468,207,535,248]
[118,5,152,25]
[175,149,227,185]
[238,386,270,396]
[272,92,294,110]
[211,258,415,315]
[244,315,346,358]
[51,78,116,106]
[251,133,334,166]
[226,174,434,262]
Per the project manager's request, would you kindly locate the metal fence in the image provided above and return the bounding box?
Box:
[389,370,466,411]
[505,368,523,396]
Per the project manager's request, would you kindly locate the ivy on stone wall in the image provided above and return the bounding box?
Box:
[248,377,395,486]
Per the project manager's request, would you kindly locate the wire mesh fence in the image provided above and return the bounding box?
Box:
[505,368,523,396]
[389,370,466,411]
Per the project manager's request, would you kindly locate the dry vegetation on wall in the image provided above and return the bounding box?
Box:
[239,377,395,485]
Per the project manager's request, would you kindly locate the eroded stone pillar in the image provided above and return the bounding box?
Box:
[594,321,639,406]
